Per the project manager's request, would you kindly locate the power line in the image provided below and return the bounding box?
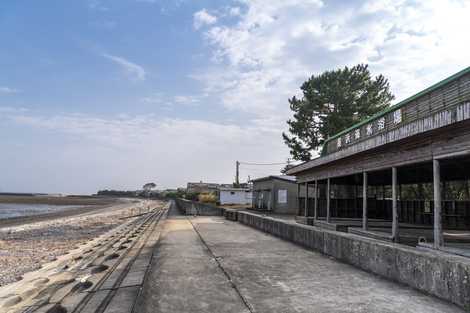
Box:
[239,161,287,166]
[235,159,291,184]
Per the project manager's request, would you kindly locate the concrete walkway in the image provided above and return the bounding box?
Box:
[137,215,249,313]
[139,215,465,313]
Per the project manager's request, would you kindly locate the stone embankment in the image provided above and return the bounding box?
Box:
[0,202,145,287]
[0,201,169,313]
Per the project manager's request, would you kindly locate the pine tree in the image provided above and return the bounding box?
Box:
[283,64,394,161]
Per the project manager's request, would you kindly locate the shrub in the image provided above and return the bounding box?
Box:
[198,193,217,203]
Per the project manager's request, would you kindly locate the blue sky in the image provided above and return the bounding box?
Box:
[1,1,219,116]
[1,0,469,194]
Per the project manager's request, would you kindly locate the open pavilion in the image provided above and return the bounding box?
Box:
[287,67,470,256]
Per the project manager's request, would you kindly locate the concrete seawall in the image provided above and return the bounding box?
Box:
[174,199,224,216]
[237,211,470,310]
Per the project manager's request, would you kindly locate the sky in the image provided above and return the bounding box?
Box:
[0,0,469,194]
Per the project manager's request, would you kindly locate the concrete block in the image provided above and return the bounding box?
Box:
[120,269,147,288]
[323,231,340,258]
[224,209,238,221]
[100,269,123,290]
[79,290,111,313]
[103,286,140,313]
[59,290,89,311]
[295,216,308,225]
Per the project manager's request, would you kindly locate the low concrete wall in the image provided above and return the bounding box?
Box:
[175,199,224,216]
[237,211,470,310]
[224,209,238,221]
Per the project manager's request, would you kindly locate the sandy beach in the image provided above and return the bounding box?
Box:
[0,199,151,287]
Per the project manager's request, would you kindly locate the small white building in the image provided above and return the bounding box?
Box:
[219,187,252,205]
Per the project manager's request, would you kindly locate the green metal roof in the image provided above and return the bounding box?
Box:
[322,66,470,152]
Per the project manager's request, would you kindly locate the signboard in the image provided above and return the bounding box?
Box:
[278,189,287,204]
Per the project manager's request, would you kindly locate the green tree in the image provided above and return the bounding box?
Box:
[282,64,394,161]
[142,182,157,191]
[142,183,157,197]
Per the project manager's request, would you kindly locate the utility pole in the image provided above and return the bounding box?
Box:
[235,161,240,186]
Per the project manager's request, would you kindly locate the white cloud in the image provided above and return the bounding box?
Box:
[140,93,202,108]
[0,87,20,94]
[0,106,27,113]
[228,7,241,16]
[173,95,200,106]
[88,0,109,11]
[193,9,218,29]
[102,53,146,81]
[140,93,170,107]
[194,0,470,121]
[2,111,288,193]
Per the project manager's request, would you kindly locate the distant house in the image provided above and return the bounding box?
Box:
[251,175,297,214]
[219,187,252,205]
[186,181,231,194]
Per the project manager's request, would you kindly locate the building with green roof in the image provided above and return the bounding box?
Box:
[287,66,470,255]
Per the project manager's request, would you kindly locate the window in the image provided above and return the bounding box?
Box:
[278,189,287,204]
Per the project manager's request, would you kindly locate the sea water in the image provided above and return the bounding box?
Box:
[0,203,82,219]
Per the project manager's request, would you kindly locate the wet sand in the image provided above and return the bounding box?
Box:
[0,199,151,287]
[0,195,116,205]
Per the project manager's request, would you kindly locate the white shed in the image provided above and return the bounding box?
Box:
[219,187,252,205]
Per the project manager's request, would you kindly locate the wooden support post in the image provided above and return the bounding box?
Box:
[382,185,385,214]
[297,183,301,216]
[392,167,399,242]
[326,178,331,223]
[433,159,443,248]
[305,182,309,217]
[355,184,359,218]
[363,171,368,231]
[442,181,447,200]
[314,180,318,220]
[270,181,275,211]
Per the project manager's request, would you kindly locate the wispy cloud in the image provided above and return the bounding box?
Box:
[140,93,172,108]
[0,87,20,94]
[102,53,146,81]
[193,9,217,30]
[173,95,200,106]
[0,106,28,113]
[88,0,109,11]
[140,93,202,108]
[228,7,241,17]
